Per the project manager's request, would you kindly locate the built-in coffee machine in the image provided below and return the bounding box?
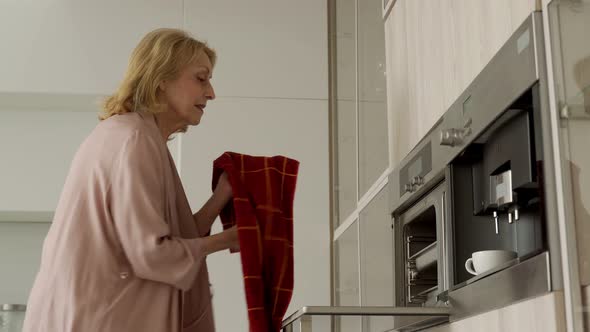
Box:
[388,12,563,331]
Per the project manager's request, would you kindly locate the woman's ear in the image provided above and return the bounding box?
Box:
[159,80,168,92]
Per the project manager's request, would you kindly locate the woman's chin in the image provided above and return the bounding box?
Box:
[188,116,201,126]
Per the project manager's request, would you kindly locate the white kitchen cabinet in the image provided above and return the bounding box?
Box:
[451,0,485,96]
[359,186,393,332]
[0,0,183,95]
[387,0,445,163]
[385,0,412,166]
[357,0,389,198]
[398,0,422,161]
[0,94,100,213]
[385,0,541,164]
[335,100,358,226]
[439,0,462,113]
[410,0,446,138]
[511,0,541,31]
[334,221,362,332]
[479,0,514,74]
[334,0,358,226]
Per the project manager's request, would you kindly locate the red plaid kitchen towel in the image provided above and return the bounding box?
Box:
[212,152,300,332]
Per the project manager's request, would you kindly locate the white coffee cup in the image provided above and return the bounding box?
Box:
[464,250,517,275]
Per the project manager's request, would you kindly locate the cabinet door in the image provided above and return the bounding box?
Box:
[358,0,388,197]
[359,187,393,332]
[510,0,539,32]
[405,0,446,143]
[440,0,461,112]
[450,0,485,92]
[385,0,412,166]
[402,0,423,158]
[546,0,590,286]
[480,0,513,68]
[333,0,358,227]
[334,222,362,332]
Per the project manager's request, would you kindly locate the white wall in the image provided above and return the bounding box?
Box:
[179,2,330,330]
[0,1,330,331]
[0,0,184,94]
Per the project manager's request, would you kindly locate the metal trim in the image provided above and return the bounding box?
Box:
[0,304,26,312]
[281,306,450,329]
[447,252,551,320]
[327,0,337,309]
[540,1,585,330]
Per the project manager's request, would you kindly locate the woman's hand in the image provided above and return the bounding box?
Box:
[202,225,240,255]
[226,225,240,252]
[214,172,233,203]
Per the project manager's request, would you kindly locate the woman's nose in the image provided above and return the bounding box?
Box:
[206,83,216,100]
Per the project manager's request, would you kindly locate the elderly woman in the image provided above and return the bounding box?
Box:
[22,28,238,332]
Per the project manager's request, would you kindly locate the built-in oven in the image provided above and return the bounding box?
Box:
[391,181,447,330]
[390,127,451,331]
[395,182,446,307]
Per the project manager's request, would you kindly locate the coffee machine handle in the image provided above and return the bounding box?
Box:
[465,258,478,275]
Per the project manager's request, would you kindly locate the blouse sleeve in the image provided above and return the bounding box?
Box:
[109,129,205,291]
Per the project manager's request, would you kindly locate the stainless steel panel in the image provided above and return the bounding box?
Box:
[447,251,551,320]
[281,306,450,332]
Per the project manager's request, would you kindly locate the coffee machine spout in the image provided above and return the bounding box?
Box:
[493,211,499,234]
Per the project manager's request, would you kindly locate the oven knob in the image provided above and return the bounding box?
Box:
[440,128,464,147]
[404,183,413,193]
[411,176,424,186]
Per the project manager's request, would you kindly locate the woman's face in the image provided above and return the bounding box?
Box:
[160,51,216,127]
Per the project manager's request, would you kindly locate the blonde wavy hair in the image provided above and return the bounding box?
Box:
[100,28,216,120]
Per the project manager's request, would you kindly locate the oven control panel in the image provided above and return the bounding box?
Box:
[399,142,432,196]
